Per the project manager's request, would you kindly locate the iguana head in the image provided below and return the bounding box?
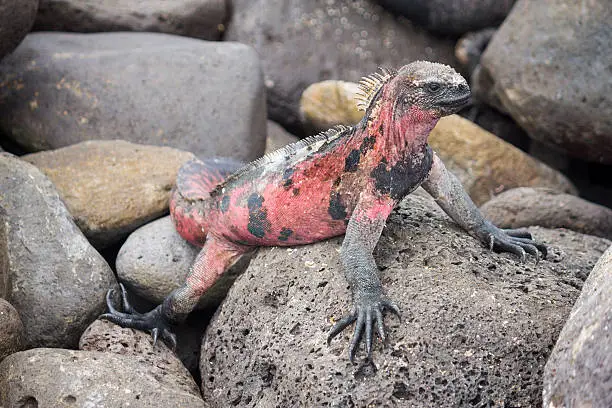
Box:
[357,61,470,145]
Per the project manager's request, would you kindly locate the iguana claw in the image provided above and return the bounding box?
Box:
[100,283,177,350]
[328,295,401,362]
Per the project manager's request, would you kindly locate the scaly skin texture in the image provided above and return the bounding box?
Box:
[102,61,546,360]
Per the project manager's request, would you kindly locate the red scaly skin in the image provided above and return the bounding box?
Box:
[102,61,547,361]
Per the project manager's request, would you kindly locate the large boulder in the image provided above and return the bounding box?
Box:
[543,245,612,408]
[0,0,38,60]
[0,32,266,161]
[0,153,115,348]
[226,0,458,134]
[116,216,251,309]
[481,187,612,240]
[24,140,195,249]
[0,347,208,407]
[375,0,516,36]
[200,190,609,407]
[475,0,612,164]
[34,0,228,41]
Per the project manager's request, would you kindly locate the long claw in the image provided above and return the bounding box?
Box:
[520,243,540,264]
[365,311,373,358]
[348,313,365,362]
[327,315,357,345]
[375,309,385,342]
[118,283,141,315]
[502,229,532,239]
[383,300,402,323]
[163,329,178,351]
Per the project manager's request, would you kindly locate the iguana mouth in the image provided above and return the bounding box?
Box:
[438,93,471,107]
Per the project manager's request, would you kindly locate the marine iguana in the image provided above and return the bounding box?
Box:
[102,61,546,361]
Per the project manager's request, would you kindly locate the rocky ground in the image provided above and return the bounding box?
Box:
[1,0,610,407]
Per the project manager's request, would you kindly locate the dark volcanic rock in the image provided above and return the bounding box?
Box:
[0,32,266,161]
[116,216,251,309]
[34,0,228,41]
[543,245,612,408]
[475,0,612,164]
[23,140,195,249]
[0,0,38,60]
[481,187,612,240]
[376,0,516,36]
[200,190,609,407]
[0,153,115,348]
[0,347,208,407]
[226,0,457,134]
[0,299,24,362]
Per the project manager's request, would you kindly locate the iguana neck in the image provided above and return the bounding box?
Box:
[360,98,439,161]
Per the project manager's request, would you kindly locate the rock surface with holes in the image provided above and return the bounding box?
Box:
[200,189,609,407]
[0,345,208,407]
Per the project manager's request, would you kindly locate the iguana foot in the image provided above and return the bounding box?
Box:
[328,292,401,362]
[486,226,548,264]
[100,283,177,350]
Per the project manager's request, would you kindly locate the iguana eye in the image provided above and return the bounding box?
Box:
[427,82,441,93]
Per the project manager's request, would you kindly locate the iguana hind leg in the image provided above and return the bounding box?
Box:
[101,234,250,348]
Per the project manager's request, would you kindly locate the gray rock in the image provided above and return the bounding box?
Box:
[0,153,115,348]
[0,299,24,362]
[34,0,228,41]
[481,187,612,240]
[200,190,609,407]
[0,347,208,407]
[376,0,516,36]
[0,32,266,161]
[116,216,251,309]
[265,120,299,155]
[475,0,612,164]
[0,0,38,60]
[226,0,457,134]
[543,245,612,408]
[23,140,195,249]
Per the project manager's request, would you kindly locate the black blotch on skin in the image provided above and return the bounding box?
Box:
[247,193,271,238]
[332,177,342,187]
[220,195,230,213]
[283,178,293,189]
[371,147,433,200]
[278,227,293,241]
[328,192,347,220]
[282,168,294,189]
[292,188,300,196]
[359,136,376,153]
[344,149,361,172]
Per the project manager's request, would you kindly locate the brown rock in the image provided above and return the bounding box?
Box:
[265,120,299,155]
[300,80,363,133]
[24,140,195,249]
[429,115,577,205]
[481,187,612,239]
[0,299,24,362]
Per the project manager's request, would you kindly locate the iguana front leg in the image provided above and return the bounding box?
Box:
[101,234,250,347]
[422,152,547,261]
[327,192,400,361]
